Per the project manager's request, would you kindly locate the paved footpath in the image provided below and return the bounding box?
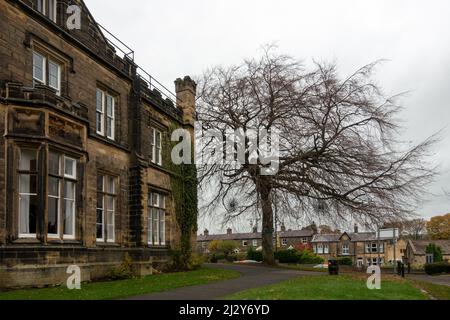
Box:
[127,263,322,300]
[406,274,450,287]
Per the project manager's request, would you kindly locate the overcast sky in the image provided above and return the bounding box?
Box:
[85,0,450,232]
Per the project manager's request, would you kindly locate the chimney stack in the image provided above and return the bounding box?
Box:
[354,224,359,234]
[227,228,233,235]
[253,226,258,233]
[204,229,209,236]
[281,224,286,232]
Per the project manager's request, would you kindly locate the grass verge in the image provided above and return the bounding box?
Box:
[224,274,431,300]
[0,267,240,300]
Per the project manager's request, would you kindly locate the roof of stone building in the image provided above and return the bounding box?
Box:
[197,229,314,242]
[312,232,384,243]
[408,240,450,255]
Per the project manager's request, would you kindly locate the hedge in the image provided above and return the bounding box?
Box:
[424,262,450,275]
[247,249,263,262]
[337,257,353,266]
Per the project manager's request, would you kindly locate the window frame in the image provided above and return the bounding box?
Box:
[48,152,77,240]
[32,50,62,95]
[242,240,248,247]
[96,88,116,140]
[252,239,258,247]
[342,243,350,255]
[36,0,57,22]
[48,59,61,95]
[151,128,162,166]
[148,192,166,246]
[96,174,117,243]
[18,148,39,239]
[282,238,288,246]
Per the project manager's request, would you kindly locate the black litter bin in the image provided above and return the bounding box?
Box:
[328,259,339,275]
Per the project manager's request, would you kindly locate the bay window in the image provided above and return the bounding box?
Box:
[18,149,38,238]
[148,192,166,246]
[96,174,116,243]
[47,152,77,239]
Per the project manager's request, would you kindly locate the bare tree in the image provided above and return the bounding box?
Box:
[196,46,438,265]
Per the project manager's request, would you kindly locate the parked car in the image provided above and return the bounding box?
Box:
[328,259,339,275]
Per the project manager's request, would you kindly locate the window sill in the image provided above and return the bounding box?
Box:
[96,242,120,248]
[12,238,41,245]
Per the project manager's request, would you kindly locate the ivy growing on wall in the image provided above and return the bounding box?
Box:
[164,125,198,270]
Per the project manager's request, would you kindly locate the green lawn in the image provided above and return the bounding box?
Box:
[0,267,240,300]
[225,275,431,300]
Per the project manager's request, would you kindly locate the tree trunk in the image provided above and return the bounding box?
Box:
[259,182,276,265]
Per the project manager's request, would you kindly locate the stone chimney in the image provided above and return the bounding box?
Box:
[281,224,286,232]
[175,76,197,127]
[204,229,209,236]
[253,226,258,234]
[227,228,233,235]
[354,224,359,234]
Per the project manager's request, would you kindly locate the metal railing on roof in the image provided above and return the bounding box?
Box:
[97,24,180,105]
[97,23,135,61]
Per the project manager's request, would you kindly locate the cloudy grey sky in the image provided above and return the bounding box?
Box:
[85,0,450,231]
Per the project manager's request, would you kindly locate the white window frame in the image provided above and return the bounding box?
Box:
[48,59,61,95]
[96,89,105,136]
[63,180,76,240]
[242,240,248,247]
[64,156,77,180]
[36,0,57,22]
[252,239,258,247]
[317,244,324,254]
[148,192,166,246]
[33,51,46,86]
[342,243,350,255]
[18,149,38,239]
[106,94,115,140]
[96,89,115,140]
[96,175,116,243]
[32,51,61,96]
[282,238,288,246]
[47,153,61,239]
[151,128,162,166]
[302,238,308,244]
[324,244,329,254]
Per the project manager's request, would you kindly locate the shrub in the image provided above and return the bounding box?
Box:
[275,250,299,263]
[187,253,204,270]
[210,254,218,263]
[247,248,263,262]
[424,262,450,275]
[299,251,324,264]
[337,257,353,266]
[108,253,134,280]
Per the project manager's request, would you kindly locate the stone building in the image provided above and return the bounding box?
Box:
[0,0,196,288]
[197,226,316,254]
[312,226,407,267]
[405,240,450,269]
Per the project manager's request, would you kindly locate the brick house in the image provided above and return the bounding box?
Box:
[0,0,196,288]
[312,226,407,267]
[405,240,450,268]
[197,226,316,254]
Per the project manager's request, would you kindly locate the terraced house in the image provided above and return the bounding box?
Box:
[312,226,407,267]
[0,0,197,288]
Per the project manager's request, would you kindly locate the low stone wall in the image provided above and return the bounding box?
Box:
[0,246,169,289]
